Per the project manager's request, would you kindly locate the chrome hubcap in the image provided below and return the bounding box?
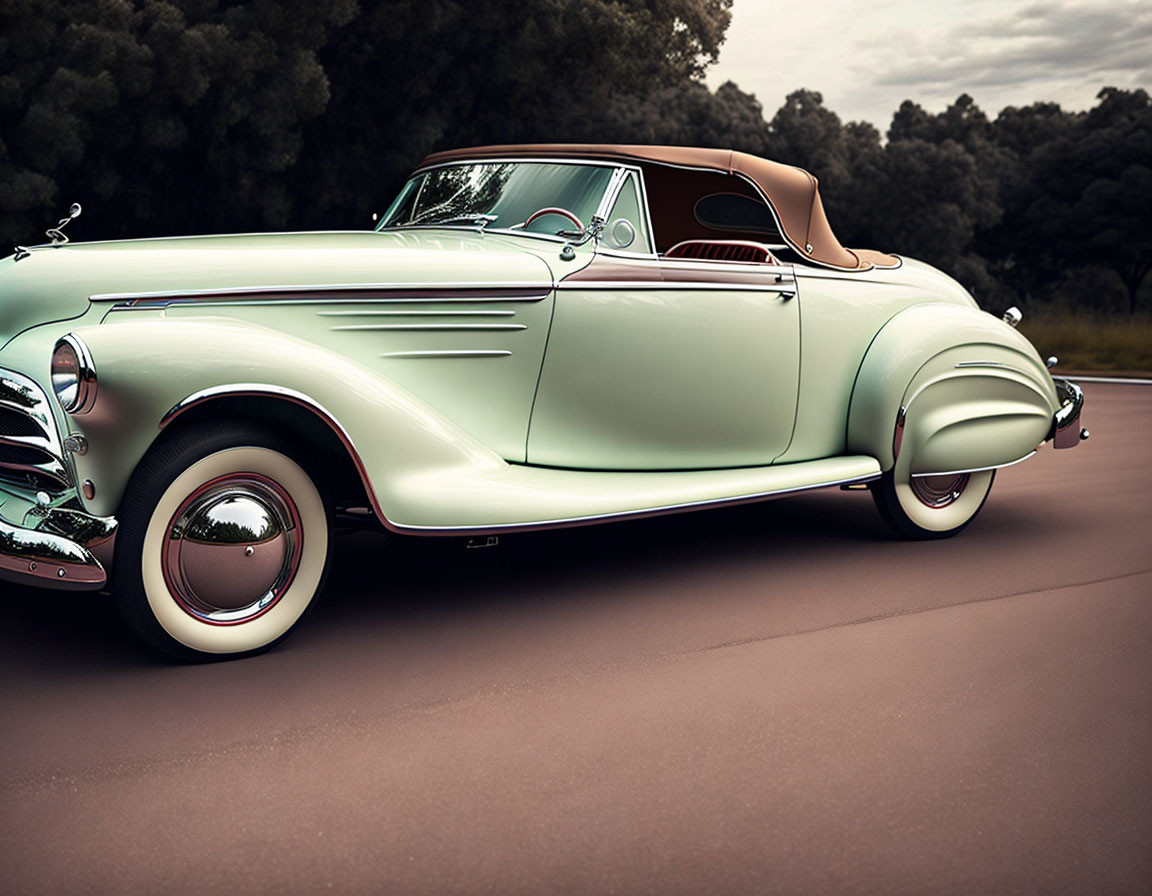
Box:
[163,474,302,624]
[910,473,970,509]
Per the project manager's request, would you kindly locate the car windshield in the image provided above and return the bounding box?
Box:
[378,162,616,234]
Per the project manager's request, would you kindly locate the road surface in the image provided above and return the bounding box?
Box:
[2,382,1149,894]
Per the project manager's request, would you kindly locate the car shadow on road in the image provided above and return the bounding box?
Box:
[0,489,888,671]
[320,489,889,618]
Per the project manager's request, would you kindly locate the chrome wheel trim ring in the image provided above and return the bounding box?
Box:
[910,472,971,509]
[161,473,303,626]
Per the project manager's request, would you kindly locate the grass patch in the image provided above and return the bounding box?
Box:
[1019,310,1152,374]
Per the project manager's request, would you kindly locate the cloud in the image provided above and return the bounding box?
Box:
[867,1,1152,91]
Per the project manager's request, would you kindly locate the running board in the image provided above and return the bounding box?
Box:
[382,455,882,534]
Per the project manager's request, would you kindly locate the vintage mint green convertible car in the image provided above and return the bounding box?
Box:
[0,144,1087,659]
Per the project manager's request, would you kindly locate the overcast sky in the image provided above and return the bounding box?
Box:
[705,0,1152,129]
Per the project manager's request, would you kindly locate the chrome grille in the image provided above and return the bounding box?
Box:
[0,368,72,492]
[0,407,44,437]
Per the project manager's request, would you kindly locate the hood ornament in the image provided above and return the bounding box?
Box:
[15,202,83,259]
[46,203,82,245]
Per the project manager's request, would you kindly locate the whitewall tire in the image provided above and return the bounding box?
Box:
[872,452,995,540]
[115,423,331,660]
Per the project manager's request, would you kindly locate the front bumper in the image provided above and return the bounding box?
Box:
[1051,377,1089,448]
[0,503,116,591]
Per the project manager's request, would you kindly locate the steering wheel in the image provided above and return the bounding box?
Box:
[523,207,584,232]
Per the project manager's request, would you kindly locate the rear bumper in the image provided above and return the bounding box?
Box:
[0,504,115,591]
[1051,377,1088,448]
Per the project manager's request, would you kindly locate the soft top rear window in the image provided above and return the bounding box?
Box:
[694,193,779,236]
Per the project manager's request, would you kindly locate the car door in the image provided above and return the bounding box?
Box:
[527,241,801,471]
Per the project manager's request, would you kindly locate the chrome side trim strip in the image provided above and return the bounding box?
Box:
[382,350,513,358]
[111,297,549,310]
[316,310,516,317]
[331,323,526,332]
[911,450,1036,478]
[391,472,884,534]
[955,361,1027,375]
[556,281,796,293]
[92,281,555,303]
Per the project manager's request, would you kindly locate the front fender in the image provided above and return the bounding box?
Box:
[847,304,1059,473]
[63,318,506,519]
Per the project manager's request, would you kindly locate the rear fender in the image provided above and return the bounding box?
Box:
[847,304,1058,473]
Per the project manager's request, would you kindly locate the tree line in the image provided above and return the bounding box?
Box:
[2,1,1149,312]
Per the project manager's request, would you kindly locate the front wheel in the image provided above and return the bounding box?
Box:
[114,422,331,660]
[871,466,995,540]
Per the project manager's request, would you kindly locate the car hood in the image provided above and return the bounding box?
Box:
[0,230,557,346]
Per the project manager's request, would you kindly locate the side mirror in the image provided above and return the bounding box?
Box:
[605,218,636,250]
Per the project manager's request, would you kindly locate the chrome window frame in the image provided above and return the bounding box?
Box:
[593,168,657,258]
[378,158,655,254]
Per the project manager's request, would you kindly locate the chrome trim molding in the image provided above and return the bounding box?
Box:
[955,360,1028,375]
[386,158,649,248]
[410,156,639,177]
[595,166,631,222]
[93,281,556,305]
[556,281,796,293]
[392,472,884,534]
[911,450,1036,478]
[330,323,526,332]
[382,350,513,358]
[316,309,516,317]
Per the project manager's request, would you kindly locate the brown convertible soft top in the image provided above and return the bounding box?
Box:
[419,144,897,271]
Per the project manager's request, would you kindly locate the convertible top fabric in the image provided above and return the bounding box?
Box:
[419,144,898,271]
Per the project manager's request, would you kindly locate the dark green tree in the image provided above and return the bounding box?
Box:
[877,95,1006,301]
[1005,88,1152,313]
[595,80,772,152]
[295,0,733,226]
[0,0,359,245]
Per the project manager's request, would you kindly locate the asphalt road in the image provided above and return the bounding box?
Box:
[2,382,1150,894]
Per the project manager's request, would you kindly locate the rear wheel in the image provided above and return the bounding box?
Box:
[114,422,331,660]
[872,465,995,540]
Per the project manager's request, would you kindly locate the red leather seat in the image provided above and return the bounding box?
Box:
[664,240,778,264]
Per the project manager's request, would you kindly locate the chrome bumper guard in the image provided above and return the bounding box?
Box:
[1051,377,1088,448]
[0,504,116,591]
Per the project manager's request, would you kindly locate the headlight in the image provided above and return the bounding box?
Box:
[51,334,97,414]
